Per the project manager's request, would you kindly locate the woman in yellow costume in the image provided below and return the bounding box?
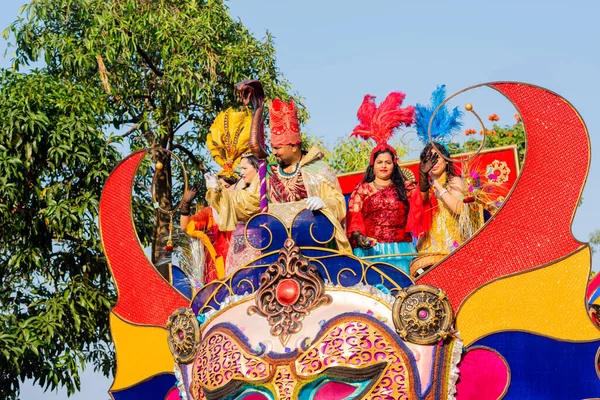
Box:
[414,86,482,268]
[180,107,261,280]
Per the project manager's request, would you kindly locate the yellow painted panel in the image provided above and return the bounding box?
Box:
[457,247,600,347]
[110,312,174,391]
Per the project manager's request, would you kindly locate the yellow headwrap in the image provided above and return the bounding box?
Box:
[206,107,252,180]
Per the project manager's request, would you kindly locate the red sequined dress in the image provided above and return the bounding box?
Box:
[346,182,424,274]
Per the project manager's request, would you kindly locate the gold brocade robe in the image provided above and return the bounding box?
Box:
[268,146,351,254]
[205,174,261,232]
[417,176,482,255]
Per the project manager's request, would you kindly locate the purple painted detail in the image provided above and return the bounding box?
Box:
[259,160,268,212]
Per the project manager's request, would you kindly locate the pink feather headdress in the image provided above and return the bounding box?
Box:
[351,92,415,165]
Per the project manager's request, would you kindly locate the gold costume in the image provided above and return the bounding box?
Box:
[206,107,252,179]
[206,174,260,232]
[268,146,351,254]
[417,175,482,255]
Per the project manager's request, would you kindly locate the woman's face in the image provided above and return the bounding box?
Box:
[373,152,394,181]
[430,149,447,178]
[240,158,257,185]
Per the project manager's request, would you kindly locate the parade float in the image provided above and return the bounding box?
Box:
[99,82,600,399]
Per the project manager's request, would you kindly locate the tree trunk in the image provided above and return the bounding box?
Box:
[151,137,173,280]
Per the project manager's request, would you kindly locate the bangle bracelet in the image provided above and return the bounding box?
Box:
[437,189,448,198]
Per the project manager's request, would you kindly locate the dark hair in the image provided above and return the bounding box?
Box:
[362,148,407,202]
[216,174,239,186]
[240,153,260,171]
[419,142,458,178]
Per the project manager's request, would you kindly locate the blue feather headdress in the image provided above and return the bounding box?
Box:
[415,85,463,145]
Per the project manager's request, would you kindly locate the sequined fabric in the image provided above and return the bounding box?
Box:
[347,183,412,243]
[268,164,308,203]
[225,222,261,275]
[417,193,462,255]
[420,82,589,311]
[417,179,481,256]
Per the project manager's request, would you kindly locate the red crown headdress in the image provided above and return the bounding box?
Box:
[351,92,415,165]
[269,98,301,147]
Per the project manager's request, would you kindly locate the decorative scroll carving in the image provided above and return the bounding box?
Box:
[166,307,201,364]
[248,238,332,346]
[392,284,453,345]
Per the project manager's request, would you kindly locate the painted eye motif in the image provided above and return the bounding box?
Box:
[298,376,377,400]
[313,381,360,400]
[226,386,273,400]
[237,394,270,400]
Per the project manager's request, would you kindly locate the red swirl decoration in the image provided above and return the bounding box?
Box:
[419,82,589,311]
[99,150,188,326]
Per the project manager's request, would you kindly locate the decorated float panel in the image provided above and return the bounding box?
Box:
[99,82,600,399]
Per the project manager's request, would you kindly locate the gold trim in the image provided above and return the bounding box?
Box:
[244,221,275,251]
[200,295,257,335]
[236,278,256,293]
[336,267,358,284]
[150,148,188,215]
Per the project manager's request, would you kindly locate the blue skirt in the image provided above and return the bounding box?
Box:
[353,241,416,275]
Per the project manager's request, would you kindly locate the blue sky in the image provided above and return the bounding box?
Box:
[3,0,600,398]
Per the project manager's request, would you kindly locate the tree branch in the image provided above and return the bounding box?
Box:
[136,45,164,77]
[173,144,206,172]
[122,125,140,138]
[172,118,191,134]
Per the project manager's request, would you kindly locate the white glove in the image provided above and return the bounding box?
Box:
[204,172,218,189]
[305,196,325,211]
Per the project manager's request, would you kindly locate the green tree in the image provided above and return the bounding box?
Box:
[448,117,525,166]
[6,0,302,269]
[301,135,409,174]
[591,230,600,255]
[0,70,120,398]
[2,0,300,397]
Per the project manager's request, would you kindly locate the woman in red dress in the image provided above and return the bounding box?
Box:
[346,92,423,275]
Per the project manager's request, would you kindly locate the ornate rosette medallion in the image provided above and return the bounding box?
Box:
[392,284,453,345]
[166,307,201,364]
[248,238,332,346]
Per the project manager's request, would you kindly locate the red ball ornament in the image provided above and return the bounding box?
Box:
[276,279,300,306]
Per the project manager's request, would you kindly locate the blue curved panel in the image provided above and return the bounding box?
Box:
[473,332,600,399]
[171,265,192,300]
[111,373,176,400]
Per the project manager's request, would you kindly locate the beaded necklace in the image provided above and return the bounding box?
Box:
[278,157,302,179]
[372,180,392,190]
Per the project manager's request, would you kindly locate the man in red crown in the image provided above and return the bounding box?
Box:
[267,98,350,253]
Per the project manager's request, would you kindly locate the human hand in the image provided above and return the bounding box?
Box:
[305,196,325,211]
[182,185,200,204]
[419,151,439,176]
[204,173,218,189]
[351,231,374,249]
[181,185,200,216]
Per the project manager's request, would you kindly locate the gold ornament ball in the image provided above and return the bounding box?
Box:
[465,103,473,111]
[156,161,164,170]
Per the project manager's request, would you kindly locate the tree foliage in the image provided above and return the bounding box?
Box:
[6,0,302,266]
[448,115,526,166]
[301,135,409,174]
[0,70,120,399]
[591,230,600,255]
[2,0,299,397]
